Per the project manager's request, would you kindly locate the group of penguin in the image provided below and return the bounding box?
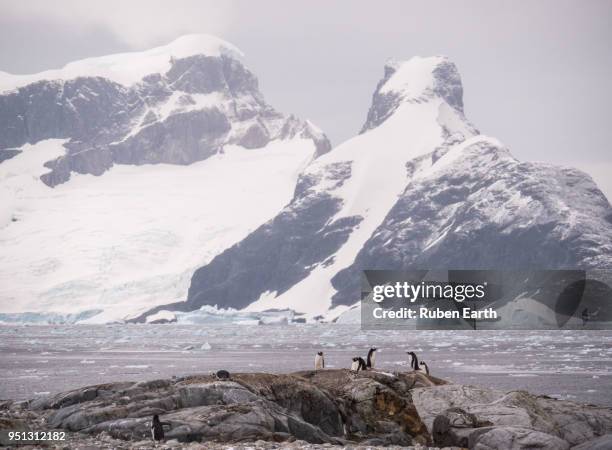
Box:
[314,348,429,375]
[151,350,430,441]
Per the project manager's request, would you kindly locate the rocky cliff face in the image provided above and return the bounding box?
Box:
[0,36,330,187]
[330,138,612,307]
[361,57,466,132]
[2,370,611,449]
[156,55,612,321]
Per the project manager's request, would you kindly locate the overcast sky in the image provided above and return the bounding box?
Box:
[1,0,611,198]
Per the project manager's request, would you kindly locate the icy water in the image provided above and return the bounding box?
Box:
[1,325,611,407]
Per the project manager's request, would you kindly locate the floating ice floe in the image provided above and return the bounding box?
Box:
[0,309,103,325]
[145,310,177,324]
[155,305,296,325]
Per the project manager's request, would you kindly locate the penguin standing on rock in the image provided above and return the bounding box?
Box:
[151,414,171,441]
[419,361,430,375]
[358,357,367,371]
[351,356,367,371]
[315,351,325,370]
[406,351,419,371]
[366,347,378,369]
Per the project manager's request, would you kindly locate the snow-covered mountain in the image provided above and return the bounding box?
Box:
[0,34,329,185]
[139,55,612,322]
[0,35,330,322]
[2,36,611,324]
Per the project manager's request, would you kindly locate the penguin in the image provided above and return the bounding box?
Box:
[366,347,378,369]
[151,414,171,441]
[315,351,325,370]
[216,369,231,380]
[357,357,367,371]
[351,356,367,371]
[419,361,430,375]
[406,351,419,371]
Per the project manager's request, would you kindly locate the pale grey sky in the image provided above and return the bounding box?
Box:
[1,0,611,198]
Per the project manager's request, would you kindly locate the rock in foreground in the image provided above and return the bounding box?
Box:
[1,369,612,449]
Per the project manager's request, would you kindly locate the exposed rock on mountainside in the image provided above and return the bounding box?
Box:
[162,54,612,321]
[0,35,330,186]
[2,370,611,449]
[361,57,466,132]
[330,138,612,308]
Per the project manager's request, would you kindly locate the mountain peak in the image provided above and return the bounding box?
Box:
[0,34,242,93]
[0,34,330,186]
[380,56,449,95]
[361,55,464,132]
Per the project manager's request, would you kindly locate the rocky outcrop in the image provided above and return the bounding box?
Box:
[412,384,612,449]
[3,370,612,448]
[572,434,612,450]
[20,370,442,446]
[0,370,438,447]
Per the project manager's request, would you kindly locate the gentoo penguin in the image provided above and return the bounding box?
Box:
[151,414,171,441]
[406,351,419,371]
[419,361,430,375]
[351,356,367,371]
[315,351,325,370]
[366,347,378,369]
[358,357,367,371]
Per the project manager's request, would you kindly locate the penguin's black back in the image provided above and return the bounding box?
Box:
[152,416,164,440]
[409,352,419,370]
[366,348,376,368]
[358,357,367,370]
[152,423,164,440]
[216,370,230,380]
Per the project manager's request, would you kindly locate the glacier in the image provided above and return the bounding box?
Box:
[0,137,317,323]
[0,35,329,323]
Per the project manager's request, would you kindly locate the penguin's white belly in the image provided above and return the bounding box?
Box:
[314,355,324,370]
[351,361,359,371]
[370,352,376,368]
